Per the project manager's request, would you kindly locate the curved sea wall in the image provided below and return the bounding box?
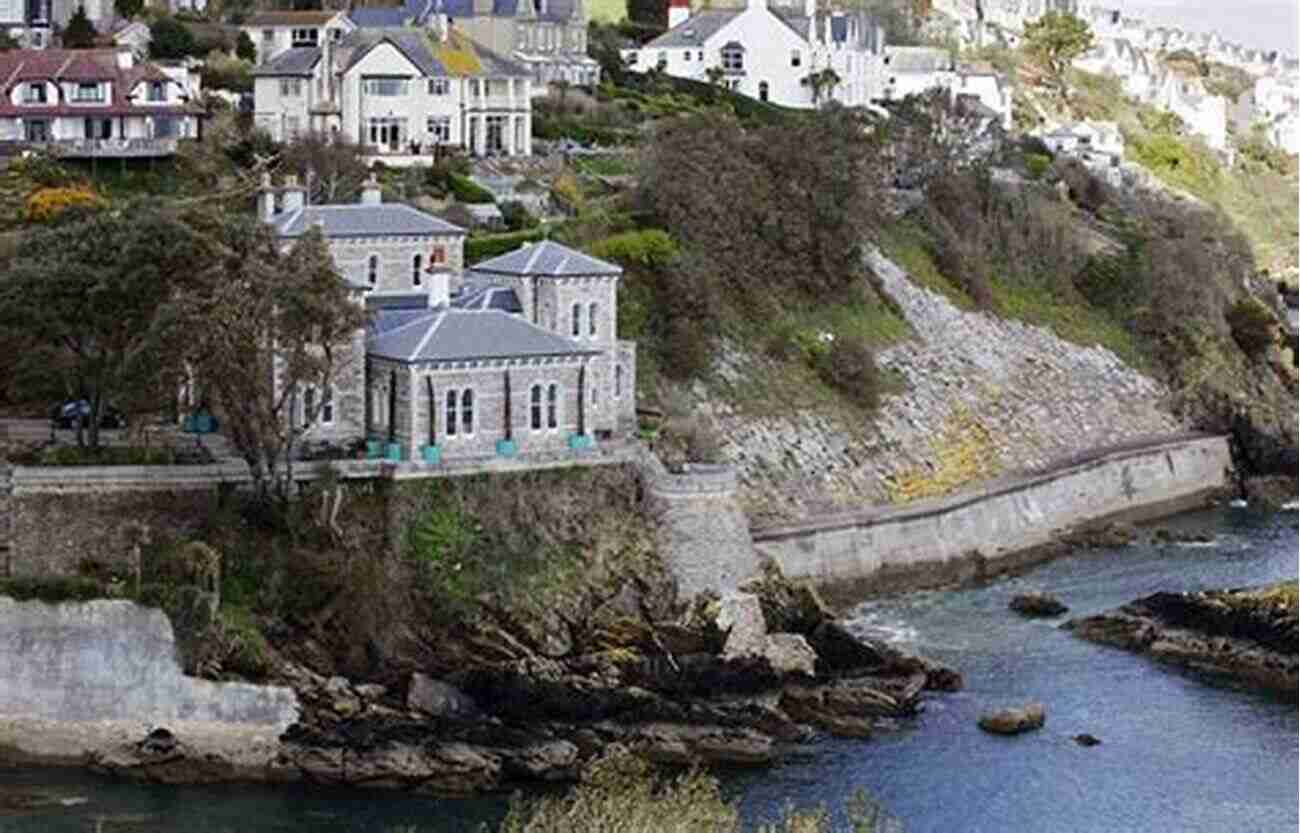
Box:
[751,434,1232,596]
[0,598,298,728]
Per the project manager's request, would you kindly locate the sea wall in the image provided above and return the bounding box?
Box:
[751,435,1232,595]
[0,597,298,728]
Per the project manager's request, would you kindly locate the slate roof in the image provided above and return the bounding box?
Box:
[251,47,321,77]
[469,241,622,277]
[337,27,528,77]
[643,10,739,48]
[368,307,599,362]
[349,6,415,27]
[270,204,466,238]
[451,284,524,313]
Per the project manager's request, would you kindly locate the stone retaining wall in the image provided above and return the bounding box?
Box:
[751,434,1232,596]
[0,598,298,728]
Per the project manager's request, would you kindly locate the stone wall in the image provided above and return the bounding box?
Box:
[702,247,1184,525]
[752,434,1232,595]
[641,453,761,597]
[0,597,298,728]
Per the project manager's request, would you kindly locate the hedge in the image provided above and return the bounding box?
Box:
[465,228,548,264]
[448,174,496,205]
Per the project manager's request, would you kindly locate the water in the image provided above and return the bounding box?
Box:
[2,507,1296,833]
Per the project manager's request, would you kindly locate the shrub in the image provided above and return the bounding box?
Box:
[1226,297,1277,357]
[550,172,586,214]
[0,576,104,603]
[588,228,678,268]
[24,185,104,223]
[149,17,199,60]
[465,228,547,264]
[448,173,495,204]
[1025,153,1051,179]
[814,332,884,411]
[500,200,540,231]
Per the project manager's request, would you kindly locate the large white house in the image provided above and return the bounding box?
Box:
[252,24,532,161]
[243,10,357,66]
[0,48,203,156]
[621,0,887,110]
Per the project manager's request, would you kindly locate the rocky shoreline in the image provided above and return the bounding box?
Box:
[2,570,960,794]
[1062,583,1298,699]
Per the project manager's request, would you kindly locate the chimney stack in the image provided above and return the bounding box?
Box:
[282,174,305,214]
[259,172,276,221]
[668,0,689,29]
[360,174,382,205]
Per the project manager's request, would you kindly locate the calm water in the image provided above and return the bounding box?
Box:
[2,507,1296,833]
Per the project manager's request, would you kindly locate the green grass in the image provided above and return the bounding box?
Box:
[987,278,1147,369]
[587,0,625,23]
[0,576,105,603]
[572,155,635,177]
[876,220,974,309]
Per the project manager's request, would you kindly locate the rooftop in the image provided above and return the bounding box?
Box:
[337,27,528,78]
[271,203,466,238]
[368,307,599,363]
[469,240,622,278]
[245,11,342,26]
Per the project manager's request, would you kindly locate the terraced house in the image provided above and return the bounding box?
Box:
[0,48,203,157]
[258,176,635,463]
[250,14,532,160]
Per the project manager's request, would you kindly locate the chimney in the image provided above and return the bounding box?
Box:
[282,174,305,214]
[668,0,689,29]
[427,266,451,307]
[360,174,382,205]
[259,172,276,221]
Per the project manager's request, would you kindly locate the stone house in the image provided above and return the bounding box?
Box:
[251,26,533,161]
[0,49,204,156]
[622,0,887,110]
[259,177,635,462]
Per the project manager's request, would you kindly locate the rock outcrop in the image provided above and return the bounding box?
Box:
[1009,592,1069,617]
[977,703,1046,735]
[1064,584,1299,698]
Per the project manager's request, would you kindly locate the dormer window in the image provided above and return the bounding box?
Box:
[148,81,165,102]
[73,83,103,102]
[23,82,45,104]
[291,27,319,47]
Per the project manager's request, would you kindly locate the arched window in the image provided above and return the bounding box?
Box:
[461,389,474,434]
[367,254,379,286]
[614,365,623,399]
[445,390,458,436]
[530,384,542,430]
[546,383,558,428]
[571,303,581,337]
[758,81,769,102]
[588,302,597,337]
[412,253,422,286]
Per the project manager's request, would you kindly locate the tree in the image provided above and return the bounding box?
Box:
[1022,11,1093,101]
[114,0,142,19]
[803,67,841,105]
[626,0,668,31]
[279,133,370,204]
[178,215,368,498]
[149,17,198,60]
[0,30,21,50]
[235,30,257,63]
[62,6,98,49]
[882,87,997,186]
[0,204,207,449]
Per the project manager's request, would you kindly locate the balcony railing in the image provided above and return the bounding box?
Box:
[35,138,180,158]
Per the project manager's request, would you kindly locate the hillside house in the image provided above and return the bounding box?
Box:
[258,176,635,462]
[0,0,116,49]
[243,11,357,66]
[251,26,532,161]
[0,49,203,156]
[1147,70,1227,151]
[622,0,886,110]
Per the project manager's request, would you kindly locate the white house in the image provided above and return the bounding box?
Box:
[622,0,886,110]
[252,26,532,161]
[1266,111,1300,155]
[0,48,203,156]
[1040,120,1123,158]
[1147,70,1227,151]
[879,46,953,102]
[243,10,356,66]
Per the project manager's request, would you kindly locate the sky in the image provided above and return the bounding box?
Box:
[1121,0,1299,56]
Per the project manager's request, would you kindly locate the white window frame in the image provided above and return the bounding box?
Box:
[291,27,319,47]
[73,82,102,102]
[587,301,597,338]
[367,253,380,286]
[279,78,302,97]
[721,46,744,72]
[24,82,45,104]
[427,78,449,95]
[426,115,451,142]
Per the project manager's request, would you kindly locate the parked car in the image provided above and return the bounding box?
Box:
[50,399,126,430]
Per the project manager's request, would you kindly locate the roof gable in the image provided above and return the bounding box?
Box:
[367,307,599,362]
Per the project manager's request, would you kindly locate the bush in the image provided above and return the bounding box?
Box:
[1226,297,1277,357]
[465,228,548,264]
[814,332,884,411]
[149,17,199,60]
[588,228,678,268]
[0,576,104,603]
[500,200,540,231]
[199,52,253,94]
[24,185,104,223]
[1025,153,1051,180]
[447,173,495,204]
